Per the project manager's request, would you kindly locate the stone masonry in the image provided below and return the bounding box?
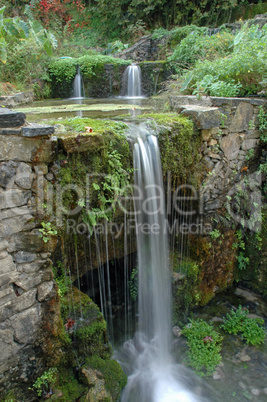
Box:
[170,95,266,224]
[0,108,59,396]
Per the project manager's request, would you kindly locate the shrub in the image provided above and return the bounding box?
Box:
[168,30,233,70]
[221,305,266,345]
[180,23,267,96]
[182,319,223,376]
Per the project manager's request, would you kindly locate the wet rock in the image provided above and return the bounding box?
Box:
[14,251,38,264]
[251,388,260,396]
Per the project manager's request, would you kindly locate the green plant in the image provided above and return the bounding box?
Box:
[180,23,267,97]
[221,305,266,345]
[52,261,72,298]
[182,318,223,376]
[39,221,58,243]
[31,368,58,397]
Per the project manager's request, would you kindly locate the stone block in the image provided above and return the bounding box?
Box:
[15,163,33,190]
[7,229,45,253]
[0,214,34,237]
[0,161,18,188]
[241,139,259,151]
[17,259,48,274]
[0,287,15,307]
[180,105,221,129]
[0,328,20,361]
[10,305,41,344]
[0,188,31,210]
[37,281,54,301]
[0,135,56,163]
[0,240,8,251]
[0,288,37,322]
[1,205,34,220]
[14,251,38,264]
[220,134,240,160]
[230,102,254,132]
[0,109,26,128]
[0,271,19,287]
[0,254,16,275]
[21,123,54,137]
[15,270,52,291]
[0,127,22,135]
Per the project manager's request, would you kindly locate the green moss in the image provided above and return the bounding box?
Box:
[54,367,87,400]
[172,256,201,320]
[84,355,127,400]
[137,113,202,185]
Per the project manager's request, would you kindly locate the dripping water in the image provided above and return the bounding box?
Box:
[73,66,85,99]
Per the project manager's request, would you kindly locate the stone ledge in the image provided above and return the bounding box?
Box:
[21,123,54,137]
[179,105,222,129]
[0,109,26,128]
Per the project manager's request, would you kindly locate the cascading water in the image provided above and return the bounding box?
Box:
[125,64,142,97]
[115,124,207,402]
[73,66,85,98]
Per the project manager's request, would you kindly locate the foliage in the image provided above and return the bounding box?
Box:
[180,23,267,97]
[182,319,223,376]
[85,355,127,400]
[39,221,58,243]
[48,55,130,86]
[221,305,266,345]
[31,368,58,397]
[52,261,72,298]
[0,6,57,64]
[138,113,201,185]
[258,105,267,143]
[168,29,234,71]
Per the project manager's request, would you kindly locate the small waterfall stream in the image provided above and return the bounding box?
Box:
[124,64,142,97]
[115,125,206,402]
[73,66,85,98]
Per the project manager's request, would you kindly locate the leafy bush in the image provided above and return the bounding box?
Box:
[180,23,267,96]
[182,319,223,376]
[168,30,233,70]
[221,305,266,345]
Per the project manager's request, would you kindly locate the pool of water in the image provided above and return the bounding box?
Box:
[15,97,152,122]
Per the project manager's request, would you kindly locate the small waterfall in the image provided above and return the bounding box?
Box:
[124,63,142,97]
[73,66,85,98]
[115,124,205,402]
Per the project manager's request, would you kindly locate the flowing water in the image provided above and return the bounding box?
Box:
[115,125,207,402]
[73,66,85,98]
[125,64,142,97]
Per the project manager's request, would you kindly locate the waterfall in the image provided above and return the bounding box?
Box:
[125,64,142,97]
[115,124,206,402]
[73,66,85,98]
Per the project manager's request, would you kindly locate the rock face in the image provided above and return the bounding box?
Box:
[0,112,59,397]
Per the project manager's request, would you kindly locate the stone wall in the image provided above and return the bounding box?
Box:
[170,95,266,305]
[0,109,60,397]
[170,95,265,215]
